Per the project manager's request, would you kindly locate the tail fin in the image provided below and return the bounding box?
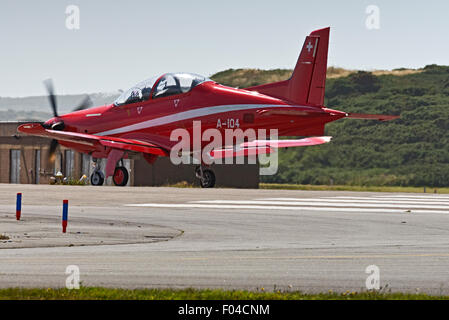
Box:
[245,27,330,106]
[290,27,329,106]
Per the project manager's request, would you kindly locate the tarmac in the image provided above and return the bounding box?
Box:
[1,184,449,294]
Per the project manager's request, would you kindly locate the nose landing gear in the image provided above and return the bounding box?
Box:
[195,166,216,188]
[90,171,105,186]
[90,158,105,186]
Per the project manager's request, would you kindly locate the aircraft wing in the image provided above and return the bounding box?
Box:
[17,123,168,156]
[210,136,331,159]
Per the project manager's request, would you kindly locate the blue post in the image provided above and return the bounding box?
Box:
[16,193,22,220]
[62,200,68,233]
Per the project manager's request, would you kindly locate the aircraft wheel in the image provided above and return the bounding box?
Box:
[113,167,129,187]
[90,171,105,186]
[200,169,216,188]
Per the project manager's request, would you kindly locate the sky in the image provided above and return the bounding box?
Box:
[0,0,448,97]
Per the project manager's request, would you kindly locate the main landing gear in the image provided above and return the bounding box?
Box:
[90,158,129,187]
[195,166,216,188]
[112,166,129,186]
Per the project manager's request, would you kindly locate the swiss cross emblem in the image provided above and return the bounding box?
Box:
[306,41,313,53]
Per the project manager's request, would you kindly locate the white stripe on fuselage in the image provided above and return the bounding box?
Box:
[96,104,308,136]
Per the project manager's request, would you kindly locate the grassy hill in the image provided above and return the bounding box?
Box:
[211,65,449,187]
[211,67,424,86]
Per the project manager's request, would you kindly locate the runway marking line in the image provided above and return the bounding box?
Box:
[124,203,449,214]
[265,197,449,205]
[125,194,449,214]
[376,195,449,199]
[192,200,449,210]
[175,252,449,261]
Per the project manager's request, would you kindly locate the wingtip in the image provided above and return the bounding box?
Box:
[17,123,44,134]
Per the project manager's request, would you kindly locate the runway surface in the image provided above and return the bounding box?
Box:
[1,184,449,294]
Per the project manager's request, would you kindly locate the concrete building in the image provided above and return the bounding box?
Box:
[0,122,259,188]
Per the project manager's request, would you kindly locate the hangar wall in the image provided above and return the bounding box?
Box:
[133,158,260,188]
[0,122,260,188]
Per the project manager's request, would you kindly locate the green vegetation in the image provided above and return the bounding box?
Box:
[164,181,197,188]
[212,65,449,187]
[212,68,292,88]
[0,287,447,300]
[49,177,88,186]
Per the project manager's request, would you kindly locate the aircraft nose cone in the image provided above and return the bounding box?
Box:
[44,117,56,126]
[44,117,65,131]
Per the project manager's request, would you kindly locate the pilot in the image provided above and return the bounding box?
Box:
[127,89,142,104]
[141,87,152,100]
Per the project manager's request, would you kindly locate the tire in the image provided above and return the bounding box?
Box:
[91,171,105,186]
[200,169,216,188]
[113,167,129,187]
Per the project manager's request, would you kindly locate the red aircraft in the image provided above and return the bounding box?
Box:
[18,27,398,188]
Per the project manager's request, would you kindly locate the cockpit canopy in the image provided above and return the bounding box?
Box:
[114,73,211,106]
